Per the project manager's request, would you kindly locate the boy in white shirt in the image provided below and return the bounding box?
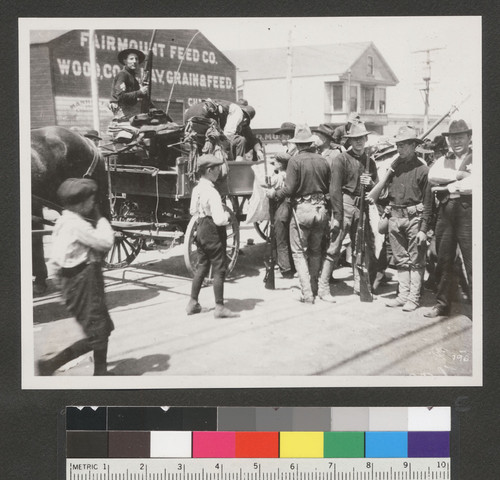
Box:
[186,154,239,318]
[37,178,115,376]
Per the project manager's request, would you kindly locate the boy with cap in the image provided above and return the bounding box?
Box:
[186,154,239,318]
[37,178,115,376]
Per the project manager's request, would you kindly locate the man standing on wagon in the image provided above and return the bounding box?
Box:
[109,48,149,118]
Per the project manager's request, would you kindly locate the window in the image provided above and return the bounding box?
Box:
[350,86,358,112]
[377,88,386,114]
[327,83,343,112]
[367,56,374,75]
[363,87,375,111]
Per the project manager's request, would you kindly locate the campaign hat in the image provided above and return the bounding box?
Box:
[343,121,372,138]
[442,119,472,136]
[241,104,256,120]
[57,178,98,206]
[311,123,336,140]
[393,126,423,144]
[429,135,447,152]
[273,152,291,165]
[197,154,224,170]
[84,129,102,141]
[118,48,146,65]
[347,112,361,123]
[274,122,296,136]
[289,124,316,143]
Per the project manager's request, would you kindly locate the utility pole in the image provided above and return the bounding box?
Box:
[286,29,293,120]
[88,29,100,133]
[412,47,444,131]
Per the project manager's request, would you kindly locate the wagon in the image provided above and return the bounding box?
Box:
[100,119,264,276]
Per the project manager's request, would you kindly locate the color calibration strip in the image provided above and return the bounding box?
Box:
[66,407,450,459]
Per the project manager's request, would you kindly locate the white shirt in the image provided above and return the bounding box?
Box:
[223,103,244,137]
[50,210,115,270]
[428,151,472,197]
[189,178,229,226]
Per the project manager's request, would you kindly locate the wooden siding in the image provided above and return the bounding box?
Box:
[30,45,57,128]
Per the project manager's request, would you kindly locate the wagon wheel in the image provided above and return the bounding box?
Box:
[183,206,240,278]
[253,220,271,242]
[103,230,145,269]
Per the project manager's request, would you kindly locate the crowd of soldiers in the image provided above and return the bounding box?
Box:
[262,117,473,318]
[106,46,473,318]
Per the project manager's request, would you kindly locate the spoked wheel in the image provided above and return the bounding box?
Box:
[103,230,145,269]
[183,206,240,279]
[253,220,271,242]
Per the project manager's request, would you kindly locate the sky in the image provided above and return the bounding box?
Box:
[21,16,481,125]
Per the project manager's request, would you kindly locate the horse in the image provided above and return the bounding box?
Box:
[31,126,110,293]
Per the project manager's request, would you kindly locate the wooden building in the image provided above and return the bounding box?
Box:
[30,29,237,133]
[225,42,399,136]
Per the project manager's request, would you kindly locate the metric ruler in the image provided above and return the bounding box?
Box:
[66,458,450,480]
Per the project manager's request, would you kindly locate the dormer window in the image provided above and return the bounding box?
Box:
[367,56,374,76]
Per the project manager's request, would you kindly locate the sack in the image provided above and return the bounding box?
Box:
[245,163,270,223]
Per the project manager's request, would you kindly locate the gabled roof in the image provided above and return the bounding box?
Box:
[30,30,69,45]
[225,42,398,84]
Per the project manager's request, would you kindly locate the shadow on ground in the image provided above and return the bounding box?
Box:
[109,354,171,375]
[33,288,161,324]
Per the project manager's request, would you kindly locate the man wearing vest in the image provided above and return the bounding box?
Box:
[425,120,473,318]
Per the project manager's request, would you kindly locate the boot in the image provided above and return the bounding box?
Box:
[318,259,336,303]
[386,268,410,308]
[93,345,109,376]
[403,267,424,312]
[309,254,323,299]
[186,298,202,315]
[293,255,314,303]
[37,339,92,376]
[214,304,240,318]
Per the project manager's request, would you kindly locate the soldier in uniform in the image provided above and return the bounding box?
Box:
[425,120,473,318]
[332,112,361,149]
[275,121,297,156]
[383,126,433,312]
[266,124,332,303]
[312,124,343,164]
[318,122,378,301]
[109,48,149,117]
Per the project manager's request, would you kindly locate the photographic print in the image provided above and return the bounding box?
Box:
[20,16,482,388]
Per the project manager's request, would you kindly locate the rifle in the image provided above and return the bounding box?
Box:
[355,153,373,302]
[263,148,276,290]
[140,30,157,114]
[368,96,470,203]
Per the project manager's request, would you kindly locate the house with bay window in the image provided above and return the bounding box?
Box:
[225,42,398,137]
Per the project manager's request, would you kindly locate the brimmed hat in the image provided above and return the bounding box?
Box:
[57,178,98,206]
[289,124,316,143]
[84,129,102,141]
[393,126,423,144]
[197,154,224,170]
[343,121,372,138]
[118,48,146,65]
[347,112,361,124]
[274,122,296,136]
[312,123,335,140]
[237,98,249,107]
[273,152,291,165]
[241,104,256,120]
[442,119,472,136]
[429,135,447,152]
